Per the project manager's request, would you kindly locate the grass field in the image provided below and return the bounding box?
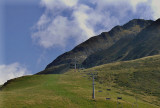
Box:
[0,55,160,108]
[86,55,160,98]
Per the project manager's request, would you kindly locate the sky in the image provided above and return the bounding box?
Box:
[0,0,160,85]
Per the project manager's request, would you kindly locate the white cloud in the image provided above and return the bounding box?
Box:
[151,0,160,19]
[61,0,78,7]
[40,0,78,10]
[32,15,82,48]
[0,63,30,85]
[73,4,96,38]
[32,0,158,49]
[130,0,148,11]
[93,0,148,12]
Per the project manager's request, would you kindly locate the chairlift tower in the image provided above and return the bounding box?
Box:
[92,73,95,99]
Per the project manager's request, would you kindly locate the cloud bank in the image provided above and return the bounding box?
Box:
[0,63,30,85]
[32,0,160,49]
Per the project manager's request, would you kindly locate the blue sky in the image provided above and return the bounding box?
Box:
[0,0,160,84]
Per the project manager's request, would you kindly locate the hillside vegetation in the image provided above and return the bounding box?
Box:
[0,55,160,108]
[85,55,160,106]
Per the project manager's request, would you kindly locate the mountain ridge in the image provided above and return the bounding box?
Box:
[38,19,154,74]
[83,18,160,67]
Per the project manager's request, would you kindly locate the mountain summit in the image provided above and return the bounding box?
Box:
[38,19,156,74]
[83,18,160,67]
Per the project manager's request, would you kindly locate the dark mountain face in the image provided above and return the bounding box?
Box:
[38,19,154,74]
[83,19,160,67]
[123,18,160,60]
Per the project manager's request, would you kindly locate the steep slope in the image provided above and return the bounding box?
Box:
[39,19,153,74]
[83,19,160,67]
[123,18,160,60]
[1,55,160,107]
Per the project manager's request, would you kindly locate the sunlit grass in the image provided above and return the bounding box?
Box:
[0,55,160,107]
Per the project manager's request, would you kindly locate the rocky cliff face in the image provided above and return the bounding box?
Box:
[37,19,154,74]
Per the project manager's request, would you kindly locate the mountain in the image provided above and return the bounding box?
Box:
[38,19,153,74]
[83,18,160,67]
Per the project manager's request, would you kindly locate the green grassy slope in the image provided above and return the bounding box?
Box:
[85,55,160,106]
[0,55,160,108]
